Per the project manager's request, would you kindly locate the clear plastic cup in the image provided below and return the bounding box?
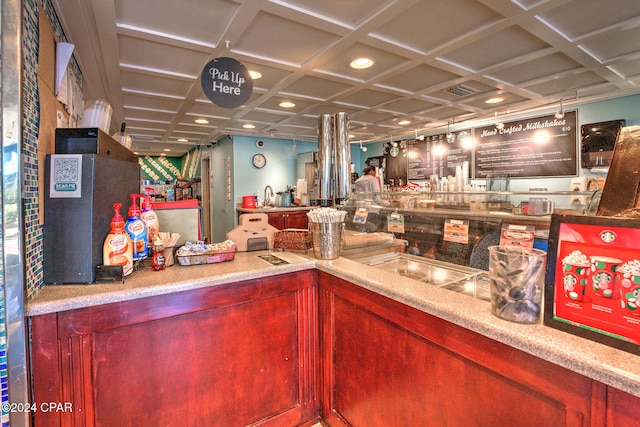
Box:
[488,246,546,324]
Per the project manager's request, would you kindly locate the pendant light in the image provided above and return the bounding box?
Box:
[555,98,565,119]
[446,121,456,144]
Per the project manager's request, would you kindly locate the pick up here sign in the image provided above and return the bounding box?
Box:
[201,57,253,108]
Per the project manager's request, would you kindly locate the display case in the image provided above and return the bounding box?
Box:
[340,189,598,270]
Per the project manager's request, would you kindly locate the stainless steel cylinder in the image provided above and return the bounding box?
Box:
[317,114,334,204]
[334,112,351,202]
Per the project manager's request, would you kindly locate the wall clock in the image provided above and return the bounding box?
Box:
[252,153,266,169]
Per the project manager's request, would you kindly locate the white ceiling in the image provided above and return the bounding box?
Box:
[52,0,640,157]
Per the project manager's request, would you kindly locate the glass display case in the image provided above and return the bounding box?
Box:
[340,189,598,270]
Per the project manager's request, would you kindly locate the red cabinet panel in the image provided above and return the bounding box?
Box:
[31,271,319,427]
[267,211,309,230]
[318,271,597,427]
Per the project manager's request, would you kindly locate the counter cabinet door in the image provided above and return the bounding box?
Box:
[318,271,598,427]
[285,211,309,229]
[30,270,320,427]
[267,212,286,229]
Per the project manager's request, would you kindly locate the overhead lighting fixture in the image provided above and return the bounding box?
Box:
[163,148,171,152]
[485,97,504,104]
[249,70,262,79]
[350,57,374,69]
[458,130,474,150]
[555,98,565,119]
[195,118,209,124]
[494,111,504,130]
[398,119,411,125]
[243,123,256,129]
[279,101,295,108]
[359,141,367,152]
[446,122,456,144]
[177,138,188,142]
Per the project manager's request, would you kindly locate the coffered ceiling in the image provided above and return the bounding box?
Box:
[52,0,640,156]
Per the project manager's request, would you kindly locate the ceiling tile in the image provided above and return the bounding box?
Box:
[487,53,582,85]
[234,11,340,65]
[609,58,640,78]
[115,0,238,45]
[273,0,395,27]
[371,0,503,53]
[122,93,182,112]
[525,71,608,96]
[440,26,550,72]
[377,98,440,115]
[281,75,353,100]
[313,42,412,81]
[120,71,192,98]
[337,89,399,108]
[537,0,640,40]
[580,26,640,62]
[377,64,462,93]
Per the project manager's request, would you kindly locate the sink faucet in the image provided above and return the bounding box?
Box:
[264,185,274,207]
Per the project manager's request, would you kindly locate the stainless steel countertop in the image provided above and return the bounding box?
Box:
[27,251,640,398]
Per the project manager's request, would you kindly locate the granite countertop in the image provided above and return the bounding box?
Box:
[27,251,640,398]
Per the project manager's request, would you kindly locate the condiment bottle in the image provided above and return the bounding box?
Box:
[141,194,160,244]
[124,194,148,261]
[103,203,133,276]
[151,238,166,271]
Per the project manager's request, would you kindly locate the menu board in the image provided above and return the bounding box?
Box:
[474,111,577,178]
[407,134,472,179]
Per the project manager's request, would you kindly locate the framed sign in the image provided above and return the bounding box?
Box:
[545,214,640,355]
[474,111,578,178]
[201,57,253,108]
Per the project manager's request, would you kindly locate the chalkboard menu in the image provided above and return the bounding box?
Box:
[474,111,577,178]
[407,133,472,179]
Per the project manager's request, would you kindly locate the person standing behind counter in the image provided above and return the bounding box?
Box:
[354,165,389,205]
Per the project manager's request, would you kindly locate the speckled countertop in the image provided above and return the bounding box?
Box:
[27,251,640,398]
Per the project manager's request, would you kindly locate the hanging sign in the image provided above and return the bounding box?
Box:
[201,57,253,108]
[474,111,578,178]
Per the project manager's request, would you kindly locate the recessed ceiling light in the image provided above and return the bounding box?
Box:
[177,138,188,142]
[195,118,209,124]
[350,57,375,69]
[279,101,295,108]
[163,148,171,152]
[249,70,262,79]
[398,120,411,125]
[243,123,256,129]
[485,97,504,104]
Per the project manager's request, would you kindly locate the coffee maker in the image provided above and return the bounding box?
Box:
[43,128,140,284]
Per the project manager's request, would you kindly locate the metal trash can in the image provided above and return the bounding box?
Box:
[310,222,344,260]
